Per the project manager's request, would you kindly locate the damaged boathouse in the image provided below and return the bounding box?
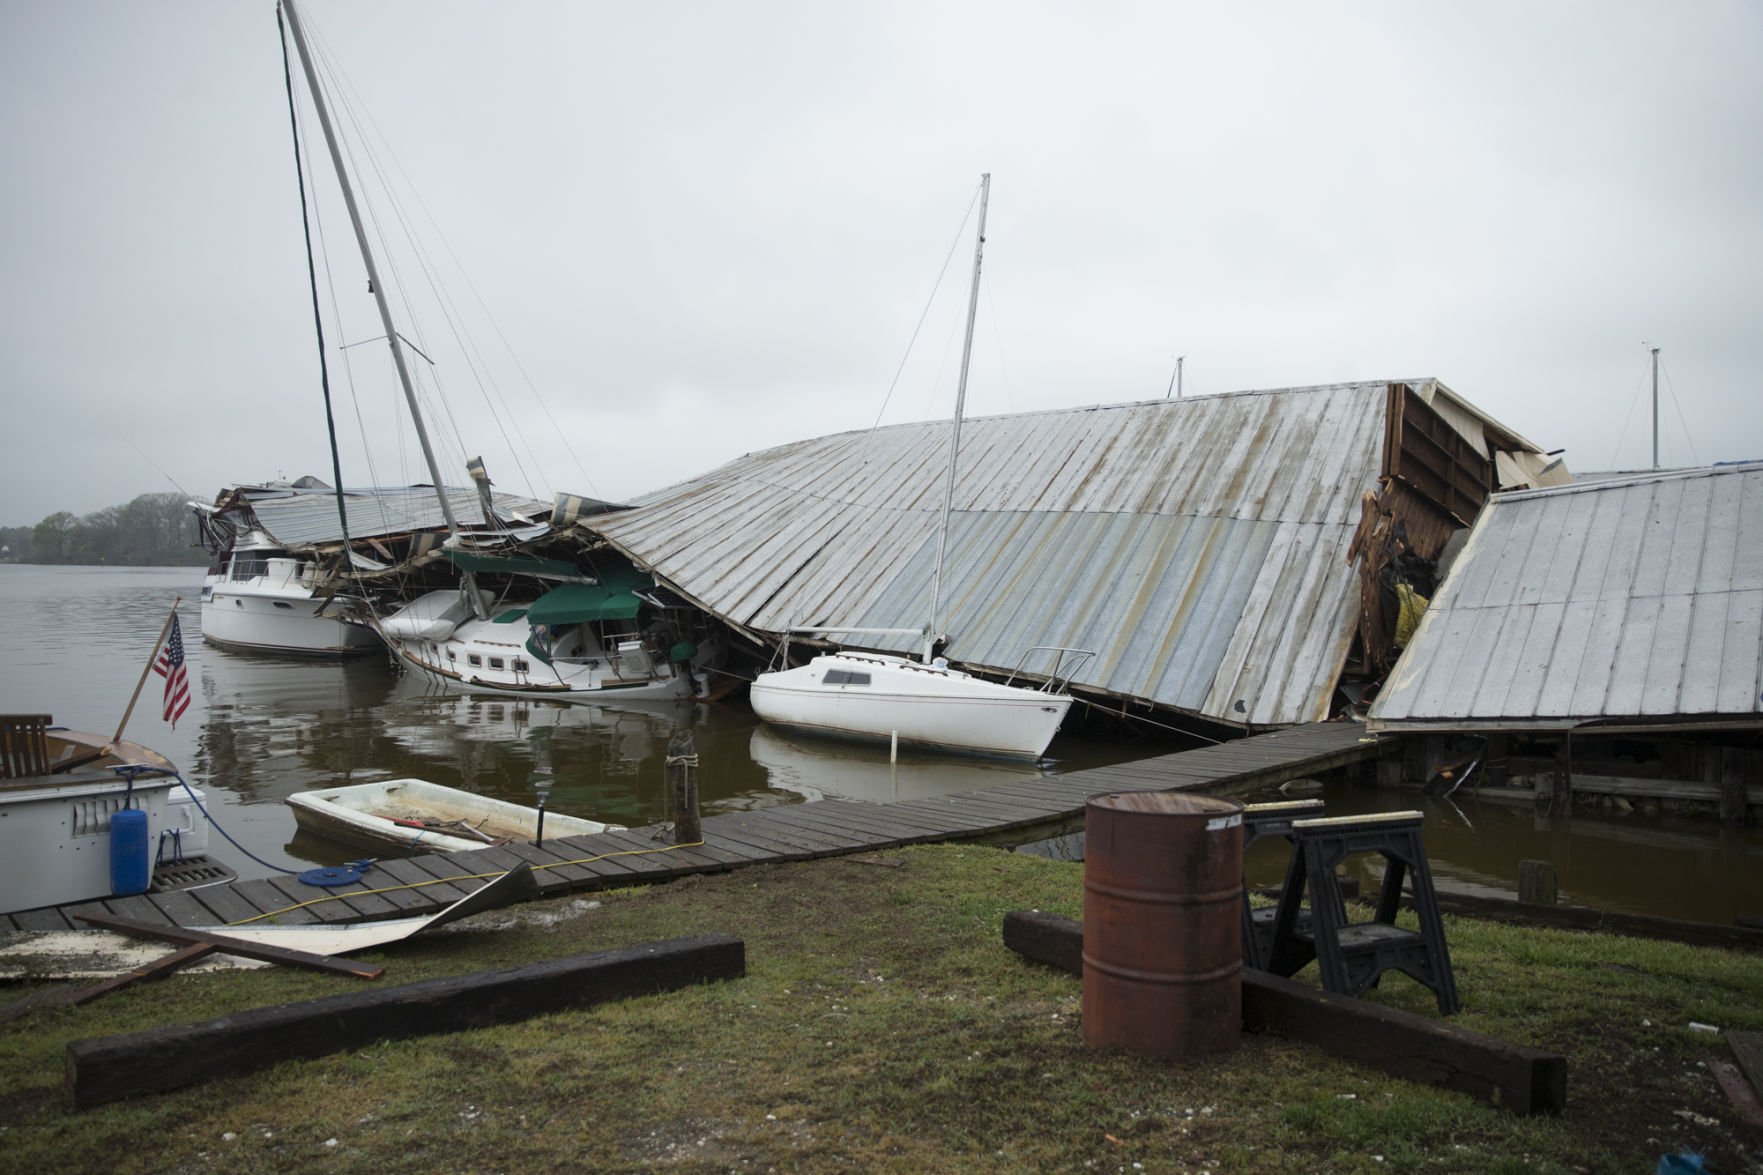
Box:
[575,379,1565,735]
[1367,461,1763,822]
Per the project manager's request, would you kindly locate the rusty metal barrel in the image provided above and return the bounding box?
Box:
[1082,791,1245,1059]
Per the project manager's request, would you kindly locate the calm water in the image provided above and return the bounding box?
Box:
[3,566,1758,922]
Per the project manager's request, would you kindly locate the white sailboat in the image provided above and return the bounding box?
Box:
[748,175,1090,761]
[277,1,716,704]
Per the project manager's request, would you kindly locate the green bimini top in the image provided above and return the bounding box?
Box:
[525,580,642,626]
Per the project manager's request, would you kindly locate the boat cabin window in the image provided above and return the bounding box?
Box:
[489,657,505,670]
[823,669,872,687]
[467,654,483,667]
[229,555,269,580]
[446,649,456,662]
[512,659,529,673]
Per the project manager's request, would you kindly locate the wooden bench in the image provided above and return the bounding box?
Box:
[0,714,53,780]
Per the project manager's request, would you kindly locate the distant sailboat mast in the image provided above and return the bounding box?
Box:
[279,0,485,616]
[924,172,990,663]
[1651,344,1661,470]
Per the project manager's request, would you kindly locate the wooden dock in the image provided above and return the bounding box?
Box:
[2,722,1379,935]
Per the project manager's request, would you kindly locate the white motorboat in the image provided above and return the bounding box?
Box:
[749,176,1090,761]
[0,718,231,915]
[287,777,623,854]
[198,523,381,658]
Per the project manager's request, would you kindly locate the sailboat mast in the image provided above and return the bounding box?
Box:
[924,172,990,662]
[1651,345,1661,470]
[279,0,464,540]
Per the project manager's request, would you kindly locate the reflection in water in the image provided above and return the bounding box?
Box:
[3,566,1760,922]
[750,724,1047,804]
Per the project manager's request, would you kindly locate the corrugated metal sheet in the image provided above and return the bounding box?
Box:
[227,486,551,547]
[587,382,1407,728]
[1367,462,1763,730]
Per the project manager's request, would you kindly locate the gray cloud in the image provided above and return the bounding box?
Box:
[3,0,1757,527]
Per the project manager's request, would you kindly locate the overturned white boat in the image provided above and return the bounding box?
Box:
[287,777,624,854]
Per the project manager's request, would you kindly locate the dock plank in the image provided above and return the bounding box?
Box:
[747,806,894,851]
[756,804,929,846]
[699,814,829,860]
[16,723,1386,933]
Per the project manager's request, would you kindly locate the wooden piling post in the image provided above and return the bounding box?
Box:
[1719,748,1749,826]
[1518,860,1558,907]
[666,730,701,845]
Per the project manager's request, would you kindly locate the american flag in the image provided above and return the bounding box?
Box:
[153,614,192,728]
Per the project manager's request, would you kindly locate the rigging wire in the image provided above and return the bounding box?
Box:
[276,3,355,588]
[981,282,1017,416]
[869,179,984,432]
[304,18,544,516]
[1658,353,1700,466]
[1607,351,1650,470]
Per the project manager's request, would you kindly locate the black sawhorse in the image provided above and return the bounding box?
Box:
[1264,810,1460,1015]
[1240,799,1325,971]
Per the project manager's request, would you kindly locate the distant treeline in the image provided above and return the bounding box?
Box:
[1,492,208,566]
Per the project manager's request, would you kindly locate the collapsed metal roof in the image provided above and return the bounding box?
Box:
[584,380,1548,729]
[201,480,553,548]
[1367,462,1763,733]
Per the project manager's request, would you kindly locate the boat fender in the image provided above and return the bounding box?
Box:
[110,807,151,896]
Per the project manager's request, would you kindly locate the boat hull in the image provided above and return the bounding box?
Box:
[750,652,1070,761]
[287,777,623,854]
[202,589,381,658]
[1,731,184,915]
[377,590,695,704]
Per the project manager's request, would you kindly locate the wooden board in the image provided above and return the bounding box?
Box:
[1728,1031,1763,1101]
[65,932,746,1108]
[1000,910,1565,1116]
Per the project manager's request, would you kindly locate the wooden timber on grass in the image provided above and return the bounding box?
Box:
[1424,890,1763,954]
[64,932,746,1109]
[1001,910,1566,1117]
[2,722,1381,935]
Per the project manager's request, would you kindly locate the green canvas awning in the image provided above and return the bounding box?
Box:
[526,581,641,625]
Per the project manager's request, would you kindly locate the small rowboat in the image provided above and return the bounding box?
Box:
[286,778,623,854]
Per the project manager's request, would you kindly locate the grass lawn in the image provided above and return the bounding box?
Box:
[2,843,1760,1172]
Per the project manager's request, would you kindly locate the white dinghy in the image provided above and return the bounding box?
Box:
[287,778,623,854]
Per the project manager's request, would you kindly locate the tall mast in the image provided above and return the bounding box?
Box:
[1651,345,1661,470]
[924,172,990,662]
[280,0,482,615]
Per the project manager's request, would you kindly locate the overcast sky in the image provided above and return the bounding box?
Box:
[3,1,1759,529]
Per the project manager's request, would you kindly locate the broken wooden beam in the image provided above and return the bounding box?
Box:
[65,932,745,1108]
[1002,910,1565,1116]
[0,943,218,1026]
[74,913,386,980]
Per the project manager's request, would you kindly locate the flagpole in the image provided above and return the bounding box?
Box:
[114,597,183,745]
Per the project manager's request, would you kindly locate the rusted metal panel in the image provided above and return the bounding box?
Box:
[1369,463,1763,731]
[593,381,1535,728]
